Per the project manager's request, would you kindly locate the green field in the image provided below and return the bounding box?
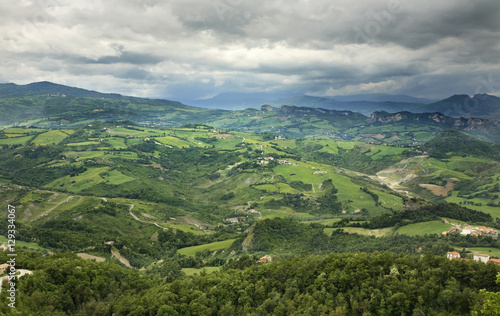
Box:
[182,267,222,276]
[0,135,34,145]
[467,247,500,257]
[102,169,136,185]
[32,130,69,145]
[45,167,134,192]
[271,159,402,215]
[0,235,46,251]
[177,239,237,256]
[369,146,407,160]
[307,218,342,225]
[2,127,46,134]
[63,151,106,159]
[155,136,194,148]
[254,183,299,194]
[395,220,452,236]
[324,227,392,237]
[66,141,101,146]
[446,192,500,219]
[213,137,243,150]
[5,133,26,137]
[107,137,128,149]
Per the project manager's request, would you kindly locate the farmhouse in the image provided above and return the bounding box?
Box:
[461,226,473,235]
[278,160,299,166]
[473,254,490,263]
[259,255,273,263]
[489,258,500,265]
[447,251,460,260]
[224,217,239,224]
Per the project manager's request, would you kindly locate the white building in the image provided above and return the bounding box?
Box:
[473,254,490,263]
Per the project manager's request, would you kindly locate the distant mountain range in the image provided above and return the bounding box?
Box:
[424,94,500,119]
[0,81,124,99]
[180,91,300,110]
[181,92,436,110]
[0,81,500,125]
[183,90,500,121]
[266,94,500,119]
[1,81,500,144]
[323,93,436,104]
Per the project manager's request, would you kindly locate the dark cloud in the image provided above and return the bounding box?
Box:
[0,0,499,100]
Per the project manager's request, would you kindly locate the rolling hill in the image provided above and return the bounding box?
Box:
[2,82,500,275]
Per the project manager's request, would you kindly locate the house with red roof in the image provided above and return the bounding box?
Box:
[447,251,460,260]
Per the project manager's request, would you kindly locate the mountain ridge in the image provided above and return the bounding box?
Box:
[424,94,500,119]
[3,81,499,120]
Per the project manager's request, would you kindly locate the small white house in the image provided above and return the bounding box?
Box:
[473,254,490,263]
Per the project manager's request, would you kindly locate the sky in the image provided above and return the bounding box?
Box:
[1,0,500,101]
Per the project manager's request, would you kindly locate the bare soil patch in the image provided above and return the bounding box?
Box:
[209,134,235,139]
[111,249,133,269]
[179,216,215,229]
[419,182,455,196]
[77,253,105,262]
[360,134,385,140]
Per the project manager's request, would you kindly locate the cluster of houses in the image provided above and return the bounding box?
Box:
[224,216,247,224]
[461,225,498,238]
[257,157,274,165]
[278,160,299,166]
[447,251,500,265]
[257,157,299,166]
[442,222,498,239]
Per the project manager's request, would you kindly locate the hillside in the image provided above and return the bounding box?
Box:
[425,94,500,119]
[423,130,500,160]
[0,82,225,127]
[0,81,124,99]
[2,82,500,145]
[2,123,500,265]
[266,95,423,116]
[2,122,500,315]
[2,83,500,315]
[265,93,500,121]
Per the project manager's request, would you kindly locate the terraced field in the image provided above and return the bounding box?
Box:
[177,239,237,256]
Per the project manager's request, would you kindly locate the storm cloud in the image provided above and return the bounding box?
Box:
[1,0,499,100]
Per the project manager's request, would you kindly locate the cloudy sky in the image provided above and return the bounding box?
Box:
[1,0,500,101]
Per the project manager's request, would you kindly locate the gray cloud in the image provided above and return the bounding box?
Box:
[0,0,499,101]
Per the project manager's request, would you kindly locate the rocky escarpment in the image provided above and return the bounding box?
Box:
[369,111,500,133]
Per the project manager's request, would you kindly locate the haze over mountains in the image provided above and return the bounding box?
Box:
[2,81,500,121]
[2,81,500,145]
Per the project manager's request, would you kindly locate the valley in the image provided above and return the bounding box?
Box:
[2,83,500,314]
[2,122,500,265]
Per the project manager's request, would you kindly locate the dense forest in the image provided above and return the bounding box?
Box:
[2,250,500,315]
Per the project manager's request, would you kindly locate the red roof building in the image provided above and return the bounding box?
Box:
[447,251,461,260]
